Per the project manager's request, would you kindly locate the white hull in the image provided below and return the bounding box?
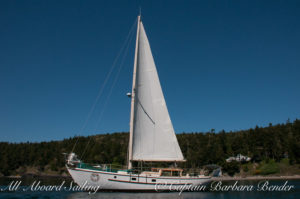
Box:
[67,167,211,191]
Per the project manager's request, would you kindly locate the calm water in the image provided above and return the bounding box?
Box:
[0,177,298,199]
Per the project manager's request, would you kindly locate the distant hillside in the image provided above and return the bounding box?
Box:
[0,119,299,177]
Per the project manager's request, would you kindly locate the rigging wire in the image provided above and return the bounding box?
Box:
[80,21,135,160]
[71,18,137,153]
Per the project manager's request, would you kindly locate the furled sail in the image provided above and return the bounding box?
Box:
[129,19,184,162]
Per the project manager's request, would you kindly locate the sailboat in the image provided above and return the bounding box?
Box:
[66,15,211,191]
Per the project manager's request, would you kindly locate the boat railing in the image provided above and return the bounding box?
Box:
[76,162,212,176]
[76,162,129,173]
[129,166,210,177]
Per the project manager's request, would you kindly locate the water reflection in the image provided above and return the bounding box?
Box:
[0,178,299,199]
[66,192,210,199]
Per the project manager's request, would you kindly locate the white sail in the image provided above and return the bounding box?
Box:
[130,19,184,162]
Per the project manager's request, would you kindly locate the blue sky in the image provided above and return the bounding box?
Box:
[0,0,299,142]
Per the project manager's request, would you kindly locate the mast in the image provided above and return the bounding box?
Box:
[128,15,141,169]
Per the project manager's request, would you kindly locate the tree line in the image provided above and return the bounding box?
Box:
[0,119,299,176]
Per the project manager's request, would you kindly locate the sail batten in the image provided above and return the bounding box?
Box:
[129,19,184,163]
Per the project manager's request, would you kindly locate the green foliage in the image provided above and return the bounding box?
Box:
[257,160,280,175]
[0,119,299,176]
[280,158,290,165]
[222,161,240,176]
[242,164,249,172]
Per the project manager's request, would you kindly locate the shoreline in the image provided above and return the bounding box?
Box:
[2,174,72,179]
[2,174,300,181]
[213,175,300,181]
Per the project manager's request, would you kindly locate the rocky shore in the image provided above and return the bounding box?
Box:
[213,175,300,181]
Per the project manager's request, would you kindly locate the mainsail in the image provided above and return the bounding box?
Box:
[128,17,184,168]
